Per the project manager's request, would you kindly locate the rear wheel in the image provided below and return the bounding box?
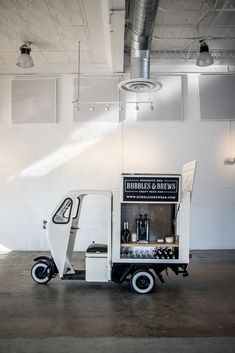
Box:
[130,270,155,294]
[31,261,51,284]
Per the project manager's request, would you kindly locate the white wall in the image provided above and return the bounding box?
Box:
[0,74,234,251]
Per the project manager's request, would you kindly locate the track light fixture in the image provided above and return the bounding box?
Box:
[74,101,157,111]
[16,41,34,68]
[196,40,214,67]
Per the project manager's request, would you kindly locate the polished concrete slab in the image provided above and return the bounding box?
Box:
[0,250,234,352]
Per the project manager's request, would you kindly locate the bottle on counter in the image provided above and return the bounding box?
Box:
[121,221,130,243]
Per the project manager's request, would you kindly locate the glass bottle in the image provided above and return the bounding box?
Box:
[121,221,130,243]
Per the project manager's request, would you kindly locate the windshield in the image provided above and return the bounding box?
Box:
[52,198,73,224]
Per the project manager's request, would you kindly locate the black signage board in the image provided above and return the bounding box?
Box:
[123,176,180,203]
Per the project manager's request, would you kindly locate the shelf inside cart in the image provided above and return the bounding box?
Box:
[121,242,179,247]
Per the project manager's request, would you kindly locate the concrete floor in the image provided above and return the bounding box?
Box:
[0,250,234,353]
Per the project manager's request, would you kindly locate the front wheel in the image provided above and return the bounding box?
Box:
[31,261,51,284]
[130,270,155,294]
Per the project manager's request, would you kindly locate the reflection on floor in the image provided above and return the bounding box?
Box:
[0,250,234,353]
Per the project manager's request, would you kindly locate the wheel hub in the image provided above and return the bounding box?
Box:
[35,266,48,280]
[136,275,150,289]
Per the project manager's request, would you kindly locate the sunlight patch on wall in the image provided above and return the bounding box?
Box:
[7,175,16,182]
[17,124,118,178]
[69,123,116,141]
[19,139,98,177]
[0,244,11,252]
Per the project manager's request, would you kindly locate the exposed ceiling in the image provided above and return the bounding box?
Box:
[151,0,235,65]
[0,0,234,75]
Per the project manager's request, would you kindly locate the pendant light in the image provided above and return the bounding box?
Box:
[196,40,214,67]
[16,41,34,69]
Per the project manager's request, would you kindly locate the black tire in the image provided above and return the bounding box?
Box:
[31,261,52,284]
[130,270,155,294]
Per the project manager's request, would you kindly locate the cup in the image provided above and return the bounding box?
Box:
[131,232,137,242]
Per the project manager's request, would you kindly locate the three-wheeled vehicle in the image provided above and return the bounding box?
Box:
[31,161,196,294]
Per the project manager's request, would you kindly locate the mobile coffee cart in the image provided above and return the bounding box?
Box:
[31,161,196,294]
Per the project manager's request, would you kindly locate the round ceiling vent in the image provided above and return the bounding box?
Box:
[118,78,162,93]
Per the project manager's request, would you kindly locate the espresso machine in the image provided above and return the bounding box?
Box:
[136,214,150,243]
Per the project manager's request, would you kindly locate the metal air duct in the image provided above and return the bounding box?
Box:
[119,0,162,93]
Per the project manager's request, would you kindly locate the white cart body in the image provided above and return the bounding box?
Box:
[38,161,196,286]
[45,190,112,280]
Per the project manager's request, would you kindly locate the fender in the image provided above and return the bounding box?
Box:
[33,256,52,263]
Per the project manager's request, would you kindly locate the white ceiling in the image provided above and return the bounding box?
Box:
[0,0,125,74]
[0,0,234,75]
